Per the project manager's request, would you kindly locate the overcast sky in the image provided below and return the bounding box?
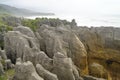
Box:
[1,0,120,16]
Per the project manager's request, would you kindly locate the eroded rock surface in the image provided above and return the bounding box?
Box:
[52,52,80,80]
[36,64,58,80]
[13,61,44,80]
[36,25,88,75]
[4,25,120,80]
[5,25,85,80]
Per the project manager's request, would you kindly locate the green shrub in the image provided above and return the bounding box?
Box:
[0,69,15,80]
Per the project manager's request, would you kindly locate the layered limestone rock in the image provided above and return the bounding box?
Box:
[36,64,58,80]
[5,25,120,80]
[91,27,120,50]
[13,61,43,80]
[23,49,53,74]
[87,27,120,80]
[36,25,88,75]
[73,27,103,52]
[72,27,120,80]
[14,25,35,38]
[4,31,35,64]
[14,25,40,49]
[52,52,83,80]
[5,26,84,80]
[2,17,120,80]
[4,30,53,71]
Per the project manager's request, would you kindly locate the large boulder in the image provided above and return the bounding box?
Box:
[4,31,53,71]
[52,52,83,80]
[4,31,37,64]
[12,61,43,80]
[52,52,75,80]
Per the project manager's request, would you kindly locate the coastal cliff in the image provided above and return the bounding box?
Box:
[0,16,120,80]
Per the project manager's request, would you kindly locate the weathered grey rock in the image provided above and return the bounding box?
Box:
[23,50,53,71]
[13,61,43,80]
[14,26,40,49]
[4,29,53,71]
[68,33,88,75]
[14,25,35,38]
[0,62,4,76]
[91,27,120,50]
[71,19,77,28]
[75,27,103,52]
[4,31,38,64]
[35,32,42,50]
[3,20,120,80]
[4,59,14,70]
[16,58,22,63]
[37,25,88,75]
[72,65,84,80]
[35,51,53,71]
[0,49,7,60]
[36,64,58,80]
[52,52,83,80]
[4,31,30,63]
[36,25,64,58]
[5,25,112,80]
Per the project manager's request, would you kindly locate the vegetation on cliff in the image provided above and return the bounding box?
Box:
[0,14,13,49]
[22,18,75,31]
